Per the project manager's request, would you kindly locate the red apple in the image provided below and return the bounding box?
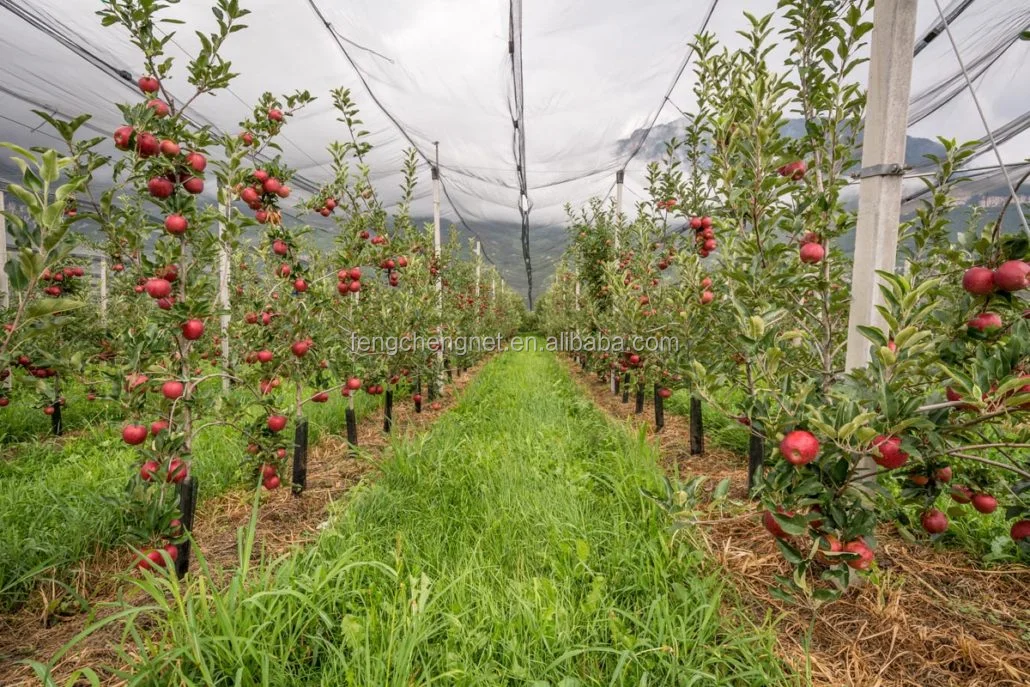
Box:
[161,380,185,400]
[140,459,159,481]
[146,99,169,117]
[921,509,948,534]
[843,539,874,570]
[167,457,188,484]
[658,387,672,399]
[291,341,310,357]
[257,350,273,364]
[779,430,819,466]
[962,267,995,295]
[136,132,160,157]
[934,466,952,483]
[263,475,281,490]
[122,424,148,445]
[950,485,973,504]
[700,290,714,305]
[993,260,1029,292]
[181,319,205,341]
[150,419,168,435]
[113,125,134,150]
[267,415,287,432]
[268,108,283,122]
[136,548,166,572]
[1011,520,1030,541]
[263,178,282,195]
[800,242,825,264]
[164,214,188,235]
[293,279,307,293]
[967,312,1003,334]
[183,177,204,194]
[144,278,172,299]
[240,187,259,205]
[971,493,997,514]
[185,151,207,172]
[346,377,362,391]
[761,510,791,539]
[138,75,160,93]
[871,435,908,469]
[147,177,174,199]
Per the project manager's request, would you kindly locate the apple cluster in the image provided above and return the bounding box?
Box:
[689,216,717,258]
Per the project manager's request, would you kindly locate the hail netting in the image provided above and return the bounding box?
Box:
[1,0,1030,299]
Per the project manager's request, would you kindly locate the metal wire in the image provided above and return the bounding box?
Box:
[932,0,1030,239]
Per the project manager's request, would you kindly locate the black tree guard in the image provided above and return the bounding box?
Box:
[291,418,308,496]
[689,396,704,456]
[50,401,63,436]
[622,373,630,404]
[383,389,394,433]
[613,372,620,395]
[653,383,665,430]
[747,431,765,497]
[175,476,198,579]
[415,377,423,413]
[634,384,644,414]
[346,407,358,453]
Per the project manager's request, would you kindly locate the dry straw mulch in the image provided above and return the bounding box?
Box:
[0,361,488,686]
[561,357,1030,687]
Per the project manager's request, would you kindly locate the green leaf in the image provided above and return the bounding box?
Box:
[24,297,86,323]
[712,478,731,501]
[776,538,804,565]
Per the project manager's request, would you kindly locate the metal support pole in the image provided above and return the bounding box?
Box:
[0,188,8,309]
[217,193,232,390]
[845,0,918,374]
[474,240,481,299]
[844,0,918,479]
[611,171,624,395]
[614,170,625,246]
[99,256,108,323]
[433,143,445,391]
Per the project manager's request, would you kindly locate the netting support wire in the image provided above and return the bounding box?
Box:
[303,0,498,270]
[509,0,532,307]
[913,0,975,56]
[432,145,445,390]
[932,0,1030,239]
[617,0,719,174]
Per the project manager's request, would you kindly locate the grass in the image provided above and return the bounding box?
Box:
[0,382,125,445]
[0,386,380,610]
[64,348,796,685]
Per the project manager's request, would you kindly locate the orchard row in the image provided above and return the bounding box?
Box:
[0,0,523,578]
[537,2,1029,603]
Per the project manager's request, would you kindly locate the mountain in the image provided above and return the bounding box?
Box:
[620,118,947,168]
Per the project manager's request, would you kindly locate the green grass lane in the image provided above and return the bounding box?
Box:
[102,348,794,686]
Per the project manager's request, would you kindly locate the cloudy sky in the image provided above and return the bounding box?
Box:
[1,0,1028,290]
